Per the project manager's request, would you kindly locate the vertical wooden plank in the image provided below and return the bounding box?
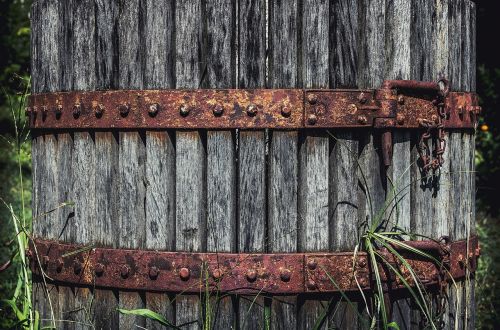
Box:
[238,0,267,328]
[175,1,205,328]
[143,1,176,328]
[268,2,299,328]
[298,1,330,328]
[117,1,146,328]
[96,0,118,90]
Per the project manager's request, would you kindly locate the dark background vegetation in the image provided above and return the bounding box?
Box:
[0,0,499,328]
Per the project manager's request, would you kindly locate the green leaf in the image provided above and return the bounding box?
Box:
[387,321,400,330]
[117,308,177,328]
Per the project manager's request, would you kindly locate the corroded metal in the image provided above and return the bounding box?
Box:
[29,236,479,294]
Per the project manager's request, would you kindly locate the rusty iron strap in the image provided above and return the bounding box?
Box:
[29,236,479,295]
[26,82,480,130]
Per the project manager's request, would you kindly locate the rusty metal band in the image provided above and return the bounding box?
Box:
[26,82,480,130]
[29,236,479,295]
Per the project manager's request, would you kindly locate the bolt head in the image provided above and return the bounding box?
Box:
[119,104,129,117]
[357,259,367,268]
[307,114,317,125]
[307,258,317,270]
[25,107,31,116]
[73,259,82,274]
[56,258,64,273]
[246,269,257,282]
[120,265,130,278]
[149,266,159,280]
[179,105,190,116]
[25,249,33,260]
[95,263,105,276]
[213,105,224,116]
[149,103,159,117]
[358,93,368,104]
[55,105,62,118]
[42,255,50,268]
[396,113,406,125]
[306,280,317,290]
[358,277,369,288]
[397,95,405,105]
[307,94,318,104]
[281,106,291,117]
[357,115,368,125]
[246,104,258,116]
[212,268,223,280]
[179,267,190,281]
[73,103,81,118]
[41,106,48,117]
[279,268,292,282]
[94,104,105,117]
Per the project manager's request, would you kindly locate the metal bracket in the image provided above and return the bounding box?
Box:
[29,236,479,295]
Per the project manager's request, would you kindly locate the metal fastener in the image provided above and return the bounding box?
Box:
[397,95,405,105]
[307,258,317,270]
[179,267,190,281]
[396,113,405,125]
[358,277,369,288]
[119,104,129,117]
[56,258,64,273]
[358,92,367,104]
[307,94,318,104]
[95,263,105,276]
[279,268,291,282]
[73,103,81,118]
[41,106,48,117]
[42,255,50,268]
[25,107,31,116]
[457,254,465,268]
[179,105,190,116]
[149,266,159,280]
[357,259,367,268]
[357,115,368,125]
[213,105,224,116]
[307,114,317,125]
[212,268,223,280]
[246,269,257,282]
[73,260,82,274]
[306,280,317,290]
[281,106,291,117]
[94,104,104,118]
[347,103,358,114]
[55,105,62,118]
[148,103,159,117]
[246,104,258,116]
[120,265,130,278]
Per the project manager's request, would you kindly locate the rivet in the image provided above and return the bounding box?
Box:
[457,254,465,268]
[73,103,81,118]
[357,259,367,268]
[56,258,64,273]
[212,268,223,280]
[358,277,369,288]
[149,266,159,280]
[213,104,224,116]
[95,263,105,276]
[25,107,31,116]
[307,258,317,270]
[41,106,48,117]
[347,103,358,114]
[281,106,291,117]
[357,115,368,125]
[32,106,38,114]
[94,104,105,118]
[396,113,405,125]
[279,268,292,282]
[358,93,367,104]
[42,255,50,268]
[475,246,481,256]
[55,105,62,118]
[119,104,129,117]
[149,103,159,117]
[307,114,317,125]
[179,267,190,281]
[306,280,317,290]
[25,250,33,260]
[246,269,257,282]
[73,260,82,274]
[307,94,318,104]
[397,95,405,105]
[246,104,258,116]
[120,264,130,278]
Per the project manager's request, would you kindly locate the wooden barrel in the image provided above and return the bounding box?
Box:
[30,0,477,329]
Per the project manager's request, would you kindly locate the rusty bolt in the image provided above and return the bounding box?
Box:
[347,103,358,114]
[32,107,38,114]
[42,255,50,268]
[149,266,159,280]
[246,104,258,117]
[25,107,31,116]
[55,105,62,118]
[94,104,105,118]
[73,259,82,274]
[56,258,64,273]
[179,105,190,117]
[179,267,190,281]
[458,254,465,268]
[357,259,367,268]
[358,277,369,288]
[95,263,105,277]
[396,113,406,125]
[212,268,223,280]
[358,92,367,104]
[357,115,368,125]
[119,104,130,117]
[120,264,130,278]
[246,269,257,282]
[475,246,481,257]
[279,268,292,282]
[307,94,318,104]
[213,104,224,116]
[25,249,33,260]
[306,280,317,290]
[41,106,48,117]
[280,106,291,118]
[73,103,81,118]
[148,103,159,117]
[307,114,317,125]
[307,258,317,270]
[397,95,405,105]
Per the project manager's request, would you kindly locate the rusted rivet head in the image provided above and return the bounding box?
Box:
[246,269,257,282]
[397,95,405,105]
[94,104,105,118]
[307,258,317,270]
[212,268,223,280]
[179,105,190,117]
[95,263,105,276]
[457,254,465,268]
[357,259,367,268]
[120,264,130,278]
[307,93,318,104]
[246,104,258,117]
[179,267,190,281]
[73,103,81,118]
[458,106,464,115]
[358,277,369,288]
[357,115,368,125]
[55,105,62,118]
[475,246,481,257]
[347,103,358,114]
[41,106,48,117]
[73,259,82,274]
[119,104,129,117]
[307,114,317,125]
[396,113,405,125]
[149,266,159,280]
[148,103,159,117]
[25,249,33,260]
[281,106,291,117]
[213,104,224,116]
[56,258,64,272]
[358,92,367,104]
[306,279,317,290]
[42,255,50,268]
[279,268,292,282]
[25,107,31,116]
